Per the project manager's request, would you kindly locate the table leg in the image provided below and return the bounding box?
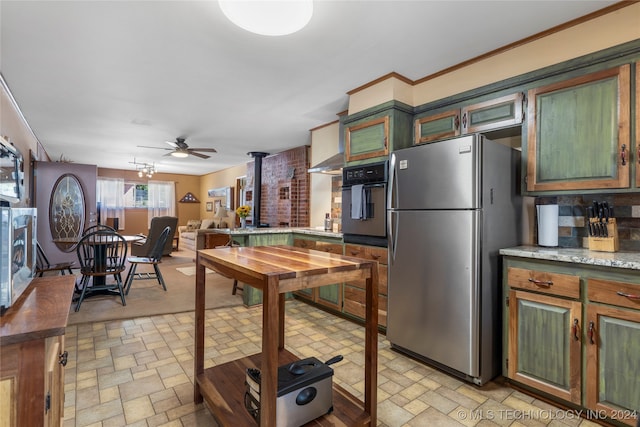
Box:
[194,254,206,403]
[365,264,379,425]
[278,293,286,350]
[260,275,279,426]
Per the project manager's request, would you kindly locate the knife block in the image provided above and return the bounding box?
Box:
[588,218,619,252]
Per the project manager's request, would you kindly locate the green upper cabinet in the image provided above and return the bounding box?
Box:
[414,92,524,144]
[344,101,413,164]
[526,64,631,192]
[414,109,461,144]
[461,92,524,134]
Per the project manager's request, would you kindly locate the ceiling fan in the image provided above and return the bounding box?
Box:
[138,137,217,159]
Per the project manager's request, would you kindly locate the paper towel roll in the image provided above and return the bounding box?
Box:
[537,204,559,247]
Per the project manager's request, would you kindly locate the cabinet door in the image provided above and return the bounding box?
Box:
[345,116,389,162]
[44,335,65,427]
[461,93,524,134]
[586,304,640,426]
[508,290,582,404]
[414,109,460,144]
[526,64,631,192]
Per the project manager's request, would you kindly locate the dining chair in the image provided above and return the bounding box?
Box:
[83,224,116,235]
[74,230,128,311]
[124,226,172,295]
[35,242,75,276]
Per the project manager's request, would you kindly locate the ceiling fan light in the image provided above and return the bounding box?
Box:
[171,151,189,158]
[219,0,313,36]
[138,171,143,177]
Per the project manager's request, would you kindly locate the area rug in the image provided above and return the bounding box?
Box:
[67,248,244,325]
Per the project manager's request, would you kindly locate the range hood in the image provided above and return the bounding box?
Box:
[308,118,345,175]
[307,152,344,174]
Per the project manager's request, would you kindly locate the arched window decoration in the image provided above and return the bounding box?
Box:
[49,174,85,252]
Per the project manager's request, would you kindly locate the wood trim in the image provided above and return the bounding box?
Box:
[526,64,631,191]
[309,119,340,132]
[586,304,640,426]
[508,289,582,404]
[347,72,414,96]
[636,61,640,188]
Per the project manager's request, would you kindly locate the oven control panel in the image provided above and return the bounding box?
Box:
[342,160,388,186]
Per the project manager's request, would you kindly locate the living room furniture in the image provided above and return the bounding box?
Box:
[74,230,128,311]
[178,216,234,251]
[124,226,171,295]
[132,216,177,256]
[1,275,75,427]
[193,245,379,426]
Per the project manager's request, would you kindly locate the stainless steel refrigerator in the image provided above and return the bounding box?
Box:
[386,134,521,385]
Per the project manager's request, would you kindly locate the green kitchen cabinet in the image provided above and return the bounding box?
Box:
[344,101,413,164]
[525,64,631,192]
[506,267,582,404]
[292,236,343,311]
[503,255,640,426]
[586,278,640,425]
[414,92,524,144]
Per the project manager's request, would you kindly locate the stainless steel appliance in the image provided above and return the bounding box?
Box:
[387,134,521,385]
[341,160,387,247]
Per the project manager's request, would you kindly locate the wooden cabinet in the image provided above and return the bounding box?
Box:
[586,278,640,425]
[526,64,631,192]
[636,61,640,189]
[343,244,388,328]
[292,238,343,310]
[414,92,524,144]
[0,276,75,427]
[506,267,581,404]
[503,256,639,426]
[344,101,413,164]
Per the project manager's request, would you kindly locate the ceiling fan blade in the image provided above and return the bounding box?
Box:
[164,140,178,148]
[189,151,210,159]
[138,145,172,150]
[188,148,217,153]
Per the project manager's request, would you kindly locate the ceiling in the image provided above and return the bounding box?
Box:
[1,0,615,176]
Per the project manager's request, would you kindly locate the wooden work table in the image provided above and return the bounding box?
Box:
[194,245,379,427]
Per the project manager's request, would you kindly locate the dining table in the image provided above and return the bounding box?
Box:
[193,244,379,427]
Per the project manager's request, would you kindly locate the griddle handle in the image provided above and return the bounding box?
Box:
[325,355,343,366]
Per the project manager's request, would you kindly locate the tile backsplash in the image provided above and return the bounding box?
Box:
[537,194,640,251]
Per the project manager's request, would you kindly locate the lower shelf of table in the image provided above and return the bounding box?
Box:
[196,349,372,427]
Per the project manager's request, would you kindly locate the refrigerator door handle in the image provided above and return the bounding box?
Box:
[388,153,397,210]
[388,210,398,263]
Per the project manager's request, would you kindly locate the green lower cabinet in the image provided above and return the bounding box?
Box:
[508,289,582,404]
[238,233,292,306]
[586,304,640,424]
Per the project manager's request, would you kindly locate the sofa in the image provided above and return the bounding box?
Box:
[178,217,234,251]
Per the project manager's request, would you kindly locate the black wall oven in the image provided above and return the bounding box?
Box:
[341,160,388,247]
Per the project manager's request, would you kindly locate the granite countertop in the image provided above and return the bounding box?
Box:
[209,227,343,239]
[500,245,640,271]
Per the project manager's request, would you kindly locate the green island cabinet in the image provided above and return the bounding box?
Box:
[343,101,413,164]
[414,92,524,144]
[525,64,632,192]
[291,235,343,311]
[503,256,639,426]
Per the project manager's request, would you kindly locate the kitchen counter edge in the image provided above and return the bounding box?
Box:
[209,227,343,239]
[499,245,640,271]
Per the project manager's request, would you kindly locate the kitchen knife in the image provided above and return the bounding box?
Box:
[586,206,594,236]
[592,201,601,236]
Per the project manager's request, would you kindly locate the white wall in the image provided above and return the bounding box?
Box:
[309,121,340,228]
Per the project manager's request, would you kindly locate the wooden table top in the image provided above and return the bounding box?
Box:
[197,244,377,281]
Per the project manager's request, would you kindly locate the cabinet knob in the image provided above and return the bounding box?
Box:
[571,319,580,342]
[637,144,640,164]
[621,144,627,166]
[588,321,596,345]
[616,290,640,300]
[528,277,553,287]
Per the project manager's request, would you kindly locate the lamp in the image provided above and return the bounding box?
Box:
[218,0,313,36]
[213,205,228,228]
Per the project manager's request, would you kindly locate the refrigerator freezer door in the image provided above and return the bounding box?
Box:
[389,135,481,210]
[387,209,480,377]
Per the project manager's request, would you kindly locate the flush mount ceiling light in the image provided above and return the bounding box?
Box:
[170,151,189,158]
[218,0,313,36]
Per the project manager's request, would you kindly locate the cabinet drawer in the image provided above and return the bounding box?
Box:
[507,267,580,299]
[313,242,343,255]
[588,278,640,311]
[344,286,387,327]
[344,244,387,265]
[293,239,315,249]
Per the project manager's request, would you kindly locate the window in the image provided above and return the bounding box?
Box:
[124,183,149,208]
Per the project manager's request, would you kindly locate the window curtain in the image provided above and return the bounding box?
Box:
[96,177,125,230]
[147,180,176,225]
